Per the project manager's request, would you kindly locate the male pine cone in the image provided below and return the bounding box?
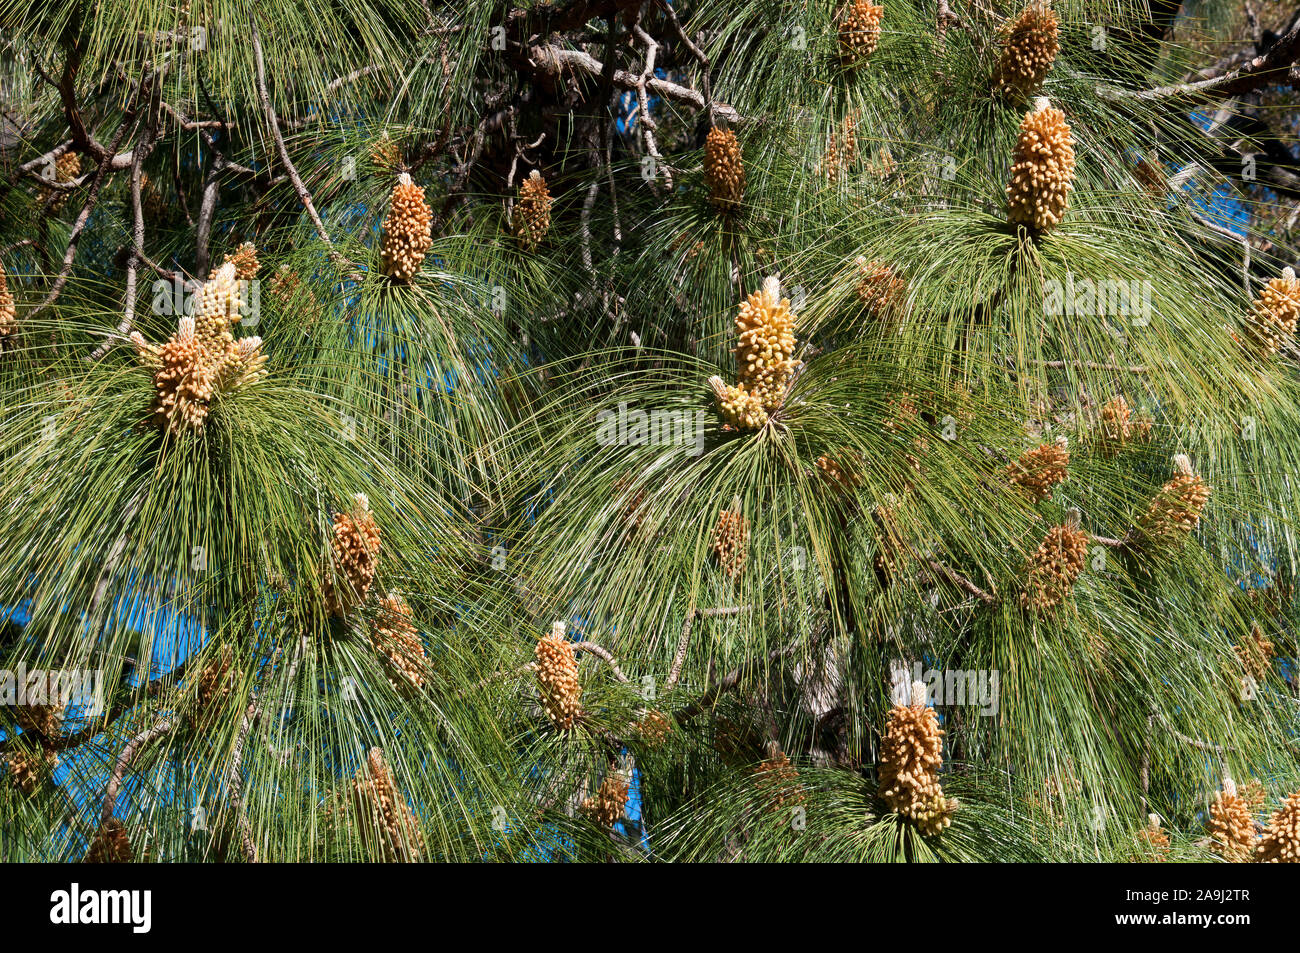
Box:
[711,503,750,580]
[837,1,883,66]
[369,591,427,691]
[535,621,582,730]
[995,2,1059,96]
[380,173,433,282]
[580,773,630,829]
[513,170,553,251]
[704,126,745,211]
[132,261,267,435]
[1254,790,1300,863]
[0,258,16,347]
[1208,778,1256,862]
[1135,455,1211,550]
[325,493,382,617]
[1021,522,1088,613]
[351,747,423,862]
[1245,267,1300,356]
[1006,437,1069,502]
[709,277,798,429]
[1006,98,1075,233]
[879,681,958,836]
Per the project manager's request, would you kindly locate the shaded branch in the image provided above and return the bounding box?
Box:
[100,715,176,822]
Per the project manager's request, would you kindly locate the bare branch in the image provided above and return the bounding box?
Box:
[250,16,363,281]
[1100,18,1300,102]
[666,605,748,692]
[527,44,739,124]
[573,641,629,682]
[924,557,997,605]
[101,715,176,823]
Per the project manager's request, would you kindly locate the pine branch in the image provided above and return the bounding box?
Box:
[250,16,363,282]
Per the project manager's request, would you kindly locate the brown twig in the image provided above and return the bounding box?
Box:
[924,557,997,605]
[526,44,739,124]
[225,701,261,862]
[630,20,671,193]
[665,605,749,692]
[100,715,176,823]
[573,641,630,683]
[1090,532,1130,550]
[27,75,147,322]
[250,16,363,282]
[1098,18,1300,102]
[89,97,160,360]
[1154,710,1235,755]
[1042,360,1150,373]
[674,644,796,722]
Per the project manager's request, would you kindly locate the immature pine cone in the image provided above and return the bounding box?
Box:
[1234,622,1274,683]
[514,170,553,251]
[580,772,630,829]
[704,126,745,211]
[1134,813,1171,860]
[1254,790,1300,863]
[133,263,267,434]
[1245,267,1300,356]
[709,277,799,429]
[1135,455,1211,550]
[4,747,58,795]
[854,257,906,320]
[1006,98,1075,233]
[879,681,958,836]
[535,621,582,730]
[369,591,427,691]
[995,2,1060,96]
[1021,521,1089,613]
[1208,777,1256,862]
[84,818,133,863]
[352,747,423,861]
[380,173,433,282]
[837,1,883,66]
[215,242,259,281]
[822,116,859,181]
[711,504,750,580]
[325,493,382,617]
[1006,436,1069,502]
[0,258,16,347]
[753,752,805,810]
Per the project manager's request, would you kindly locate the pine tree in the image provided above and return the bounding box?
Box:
[1,0,1299,865]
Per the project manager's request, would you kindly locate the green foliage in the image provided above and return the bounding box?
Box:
[0,0,1297,863]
